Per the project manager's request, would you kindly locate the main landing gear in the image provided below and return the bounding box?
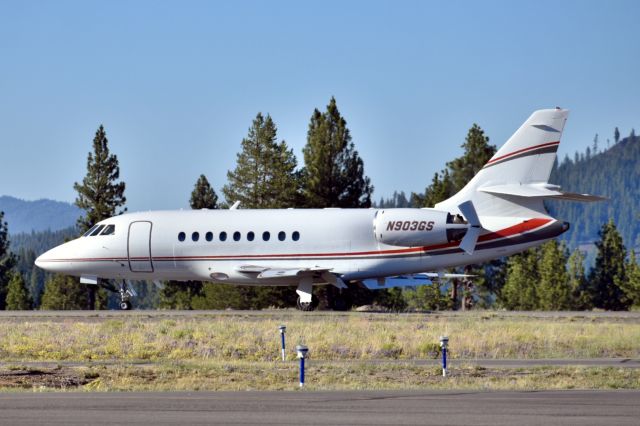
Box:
[295,276,318,311]
[296,295,319,311]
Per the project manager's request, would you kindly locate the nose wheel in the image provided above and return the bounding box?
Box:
[118,281,136,310]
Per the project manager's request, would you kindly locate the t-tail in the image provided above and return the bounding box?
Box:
[436,107,605,254]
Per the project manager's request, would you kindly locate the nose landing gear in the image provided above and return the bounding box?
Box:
[118,281,136,310]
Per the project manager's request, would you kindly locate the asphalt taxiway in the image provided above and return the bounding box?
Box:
[0,390,637,426]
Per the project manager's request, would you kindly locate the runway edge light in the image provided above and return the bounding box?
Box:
[296,345,309,388]
[278,325,287,361]
[440,336,449,377]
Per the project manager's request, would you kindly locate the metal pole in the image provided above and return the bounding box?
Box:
[296,345,308,388]
[440,335,449,377]
[279,325,286,361]
[442,346,447,377]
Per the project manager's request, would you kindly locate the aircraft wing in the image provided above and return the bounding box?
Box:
[236,265,347,288]
[362,274,433,289]
[361,272,476,290]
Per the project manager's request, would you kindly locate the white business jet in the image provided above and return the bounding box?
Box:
[36,108,603,310]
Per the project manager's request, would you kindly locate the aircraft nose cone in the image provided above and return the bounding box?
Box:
[34,245,64,272]
[34,254,44,269]
[35,250,54,271]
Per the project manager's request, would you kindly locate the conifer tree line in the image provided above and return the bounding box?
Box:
[1,101,639,311]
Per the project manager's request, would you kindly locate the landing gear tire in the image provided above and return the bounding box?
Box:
[118,280,135,311]
[296,295,318,311]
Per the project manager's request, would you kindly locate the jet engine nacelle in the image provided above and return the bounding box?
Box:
[373,209,467,247]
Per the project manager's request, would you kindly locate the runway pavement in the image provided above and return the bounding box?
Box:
[0,390,637,426]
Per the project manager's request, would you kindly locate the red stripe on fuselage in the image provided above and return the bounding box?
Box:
[41,218,553,263]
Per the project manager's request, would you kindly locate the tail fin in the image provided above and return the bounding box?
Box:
[436,108,576,218]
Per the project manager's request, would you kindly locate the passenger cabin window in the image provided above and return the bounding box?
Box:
[292,231,300,241]
[192,232,200,242]
[178,232,186,242]
[233,231,241,241]
[278,231,286,241]
[220,232,227,241]
[90,225,105,236]
[206,231,213,242]
[247,231,255,241]
[262,231,270,241]
[101,225,115,236]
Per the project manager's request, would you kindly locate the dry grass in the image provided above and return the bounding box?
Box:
[0,311,637,362]
[1,362,638,392]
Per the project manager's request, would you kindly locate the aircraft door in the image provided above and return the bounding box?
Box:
[128,221,154,273]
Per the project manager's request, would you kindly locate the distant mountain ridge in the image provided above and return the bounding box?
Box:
[0,195,80,234]
[548,133,640,251]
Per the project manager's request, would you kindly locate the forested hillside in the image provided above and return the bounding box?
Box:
[0,196,80,233]
[548,132,640,251]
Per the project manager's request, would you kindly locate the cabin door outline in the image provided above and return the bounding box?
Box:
[127,221,154,272]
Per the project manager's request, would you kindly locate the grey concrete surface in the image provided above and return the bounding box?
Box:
[0,390,637,426]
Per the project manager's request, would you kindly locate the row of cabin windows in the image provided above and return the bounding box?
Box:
[82,224,116,237]
[178,230,300,243]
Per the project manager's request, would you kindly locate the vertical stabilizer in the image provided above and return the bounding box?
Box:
[436,108,569,218]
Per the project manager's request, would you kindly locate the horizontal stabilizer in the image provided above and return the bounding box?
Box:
[362,275,432,290]
[479,183,606,202]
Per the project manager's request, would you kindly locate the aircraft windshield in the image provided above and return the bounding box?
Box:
[83,225,99,237]
[101,225,115,236]
[89,225,105,236]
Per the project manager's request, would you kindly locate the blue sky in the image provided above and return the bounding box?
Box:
[1,0,638,211]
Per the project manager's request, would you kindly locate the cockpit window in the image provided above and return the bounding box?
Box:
[83,225,99,237]
[90,225,105,236]
[101,225,115,236]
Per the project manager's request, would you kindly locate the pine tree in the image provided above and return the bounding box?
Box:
[220,115,301,309]
[40,274,87,310]
[0,211,17,310]
[621,250,640,308]
[190,175,219,210]
[74,125,126,231]
[566,248,592,310]
[403,283,451,311]
[191,283,247,310]
[447,124,496,191]
[499,249,539,310]
[614,127,620,144]
[74,125,126,310]
[29,266,45,308]
[412,170,454,208]
[536,240,570,310]
[223,113,300,208]
[302,97,373,208]
[589,220,629,310]
[5,272,32,310]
